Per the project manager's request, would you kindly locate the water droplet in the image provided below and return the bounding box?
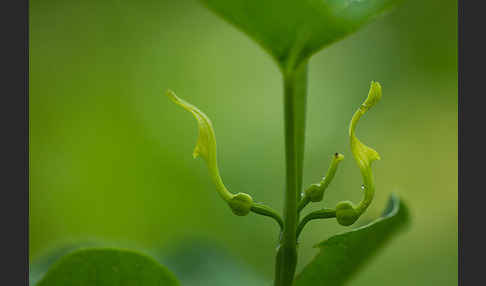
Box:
[361,185,366,191]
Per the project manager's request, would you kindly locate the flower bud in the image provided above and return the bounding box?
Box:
[304,152,344,202]
[335,201,359,226]
[229,193,253,216]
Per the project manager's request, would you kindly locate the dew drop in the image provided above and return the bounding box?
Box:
[361,185,366,191]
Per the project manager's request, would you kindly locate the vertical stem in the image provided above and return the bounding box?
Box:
[274,62,308,286]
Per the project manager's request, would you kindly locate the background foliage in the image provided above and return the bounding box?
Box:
[30,0,457,285]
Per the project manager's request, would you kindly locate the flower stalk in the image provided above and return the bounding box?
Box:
[167,76,382,286]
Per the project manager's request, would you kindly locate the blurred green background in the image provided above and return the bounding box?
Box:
[30,0,457,285]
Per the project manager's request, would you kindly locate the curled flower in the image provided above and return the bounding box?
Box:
[167,90,253,216]
[336,81,382,225]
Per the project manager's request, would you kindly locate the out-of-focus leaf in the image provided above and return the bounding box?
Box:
[30,241,105,285]
[158,240,268,286]
[36,248,180,286]
[30,244,89,286]
[200,0,402,71]
[295,194,409,286]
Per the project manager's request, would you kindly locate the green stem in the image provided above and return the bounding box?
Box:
[296,208,336,239]
[298,153,344,213]
[274,62,308,286]
[251,203,284,231]
[297,195,311,213]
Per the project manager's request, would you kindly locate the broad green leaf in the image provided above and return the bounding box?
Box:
[200,0,402,71]
[295,194,409,286]
[36,248,180,286]
[30,243,97,285]
[158,240,268,286]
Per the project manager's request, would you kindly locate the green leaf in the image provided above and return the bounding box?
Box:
[158,240,269,286]
[36,248,180,286]
[295,194,409,286]
[200,0,402,72]
[30,243,97,285]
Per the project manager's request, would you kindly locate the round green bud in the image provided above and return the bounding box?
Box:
[228,193,253,216]
[305,184,323,202]
[335,201,359,226]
